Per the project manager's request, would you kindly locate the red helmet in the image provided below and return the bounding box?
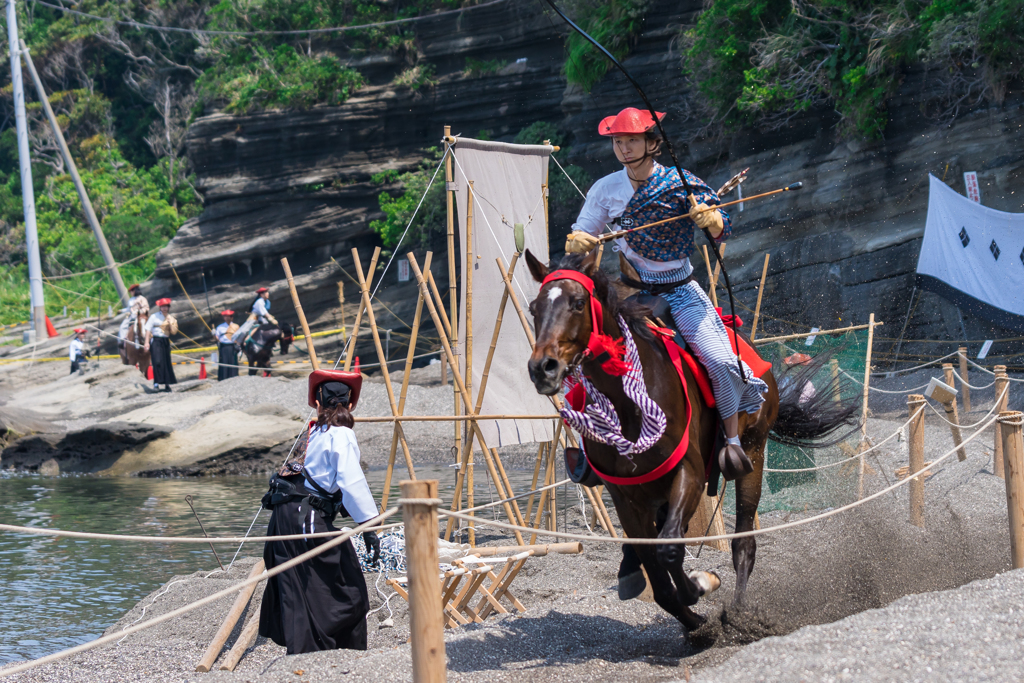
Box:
[308,369,362,410]
[128,283,142,292]
[155,298,172,307]
[73,328,86,334]
[598,107,665,136]
[220,309,234,316]
[256,287,269,294]
[783,353,813,366]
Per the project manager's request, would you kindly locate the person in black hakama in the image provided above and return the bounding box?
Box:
[214,309,239,381]
[144,298,177,392]
[259,370,381,654]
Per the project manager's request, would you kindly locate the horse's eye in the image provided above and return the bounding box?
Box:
[572,299,586,311]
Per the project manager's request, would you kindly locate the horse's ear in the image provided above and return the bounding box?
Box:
[525,249,549,283]
[580,248,600,277]
[618,253,641,284]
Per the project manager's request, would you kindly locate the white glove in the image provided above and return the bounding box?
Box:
[565,231,599,254]
[688,201,724,236]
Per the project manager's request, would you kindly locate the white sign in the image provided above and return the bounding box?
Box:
[398,259,410,282]
[978,340,994,359]
[805,327,820,346]
[964,172,981,203]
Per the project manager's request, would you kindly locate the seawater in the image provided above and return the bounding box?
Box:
[0,466,576,663]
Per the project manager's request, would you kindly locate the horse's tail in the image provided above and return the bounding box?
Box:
[768,350,860,448]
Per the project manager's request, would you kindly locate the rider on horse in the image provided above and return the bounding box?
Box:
[235,286,278,346]
[564,107,768,480]
[118,284,149,351]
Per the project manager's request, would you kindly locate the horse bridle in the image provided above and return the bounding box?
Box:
[541,269,624,376]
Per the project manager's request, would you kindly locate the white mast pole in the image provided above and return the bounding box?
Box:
[7,0,45,340]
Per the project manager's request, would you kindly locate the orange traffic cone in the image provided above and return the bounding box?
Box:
[199,357,207,380]
[147,365,153,380]
[354,356,360,373]
[44,316,59,338]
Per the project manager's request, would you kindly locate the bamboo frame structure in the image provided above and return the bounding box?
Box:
[995,365,1009,479]
[445,127,462,470]
[281,258,319,371]
[858,313,876,499]
[465,181,476,543]
[343,249,380,370]
[753,320,884,345]
[958,346,971,413]
[750,253,770,340]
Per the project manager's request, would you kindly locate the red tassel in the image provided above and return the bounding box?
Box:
[591,332,631,377]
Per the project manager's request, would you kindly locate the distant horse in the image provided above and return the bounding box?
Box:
[119,315,151,379]
[526,250,856,630]
[242,322,293,377]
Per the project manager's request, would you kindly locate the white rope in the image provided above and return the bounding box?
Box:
[950,368,997,390]
[0,511,397,678]
[840,369,929,394]
[926,385,1008,429]
[966,357,997,375]
[117,569,224,644]
[575,485,593,534]
[441,409,998,545]
[0,521,403,544]
[763,406,924,473]
[873,352,958,376]
[550,153,587,200]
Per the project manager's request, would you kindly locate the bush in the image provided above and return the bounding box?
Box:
[563,0,650,91]
[370,147,447,251]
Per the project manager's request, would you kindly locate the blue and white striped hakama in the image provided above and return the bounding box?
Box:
[658,279,767,418]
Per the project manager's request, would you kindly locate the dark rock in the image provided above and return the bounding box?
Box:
[1,422,172,473]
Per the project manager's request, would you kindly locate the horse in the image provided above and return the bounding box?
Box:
[525,249,857,631]
[242,322,293,377]
[119,315,151,379]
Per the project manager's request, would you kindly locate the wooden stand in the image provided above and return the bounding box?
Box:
[997,412,1024,569]
[281,258,319,371]
[942,363,968,461]
[858,313,876,499]
[830,358,841,404]
[958,346,971,413]
[750,253,770,341]
[994,365,1009,479]
[907,394,926,528]
[402,480,447,682]
[343,249,380,371]
[195,560,265,672]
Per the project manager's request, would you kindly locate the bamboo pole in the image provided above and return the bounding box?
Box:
[352,248,415,479]
[941,363,968,461]
[750,253,770,341]
[446,129,462,472]
[995,365,1009,479]
[402,479,447,682]
[337,281,347,344]
[858,313,875,499]
[830,358,841,404]
[525,441,546,523]
[958,347,971,413]
[343,249,380,370]
[701,245,717,308]
[530,443,555,545]
[408,253,524,544]
[195,560,265,672]
[280,258,319,371]
[474,252,519,416]
[465,182,475,544]
[998,412,1024,569]
[381,253,432,511]
[753,321,884,345]
[592,484,618,538]
[908,394,926,528]
[470,542,582,556]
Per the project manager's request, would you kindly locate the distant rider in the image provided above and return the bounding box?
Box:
[118,284,149,350]
[69,328,89,375]
[235,287,278,345]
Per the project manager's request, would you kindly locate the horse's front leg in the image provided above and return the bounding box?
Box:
[657,463,719,622]
[248,356,257,377]
[732,435,765,607]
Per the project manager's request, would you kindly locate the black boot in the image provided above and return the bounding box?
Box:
[618,544,646,600]
[719,441,754,481]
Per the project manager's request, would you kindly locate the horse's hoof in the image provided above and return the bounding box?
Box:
[718,444,754,481]
[688,570,721,597]
[617,569,647,601]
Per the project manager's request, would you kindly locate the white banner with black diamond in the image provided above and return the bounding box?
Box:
[916,174,1024,331]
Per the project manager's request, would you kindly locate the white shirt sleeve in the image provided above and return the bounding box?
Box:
[331,429,378,523]
[253,298,268,318]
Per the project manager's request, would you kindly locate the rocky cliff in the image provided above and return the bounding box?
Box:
[148,0,1024,368]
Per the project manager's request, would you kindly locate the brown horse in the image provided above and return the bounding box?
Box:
[525,250,856,630]
[119,315,151,378]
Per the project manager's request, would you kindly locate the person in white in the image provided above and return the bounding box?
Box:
[69,328,87,374]
[259,370,379,653]
[118,284,149,349]
[235,286,277,344]
[143,298,176,391]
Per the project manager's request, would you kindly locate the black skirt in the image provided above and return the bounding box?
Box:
[259,498,369,654]
[149,336,176,385]
[217,342,239,381]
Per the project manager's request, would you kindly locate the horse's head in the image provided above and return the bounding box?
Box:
[525,249,602,395]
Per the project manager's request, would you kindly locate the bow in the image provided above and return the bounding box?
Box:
[542,0,746,381]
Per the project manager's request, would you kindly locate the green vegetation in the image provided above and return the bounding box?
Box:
[464,57,507,77]
[683,0,1024,139]
[563,0,650,91]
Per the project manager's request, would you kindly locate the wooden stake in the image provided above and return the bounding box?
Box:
[195,560,265,672]
[218,611,260,671]
[352,248,416,479]
[402,479,447,682]
[471,542,582,556]
[997,412,1024,569]
[958,347,971,413]
[343,249,380,371]
[337,281,347,344]
[686,486,728,551]
[281,258,319,371]
[408,253,524,544]
[830,358,841,404]
[995,365,1009,479]
[381,252,433,511]
[908,394,926,528]
[702,245,717,308]
[941,363,968,461]
[753,321,884,345]
[858,313,875,499]
[750,253,770,341]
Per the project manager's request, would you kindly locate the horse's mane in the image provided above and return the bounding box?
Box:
[554,254,655,342]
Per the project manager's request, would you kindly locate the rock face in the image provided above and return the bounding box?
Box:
[1,422,172,473]
[148,0,1024,365]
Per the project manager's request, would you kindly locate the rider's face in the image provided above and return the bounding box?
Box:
[612,134,653,165]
